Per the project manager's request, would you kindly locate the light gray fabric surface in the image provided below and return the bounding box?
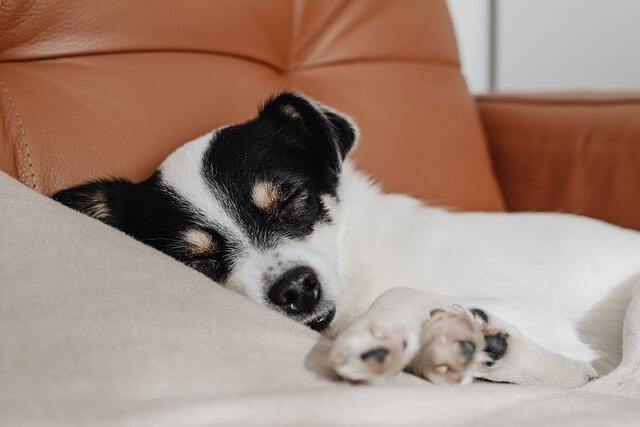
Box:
[1,171,639,426]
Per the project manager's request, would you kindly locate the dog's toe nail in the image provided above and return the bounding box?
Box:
[434,364,449,374]
[430,308,445,317]
[369,324,386,339]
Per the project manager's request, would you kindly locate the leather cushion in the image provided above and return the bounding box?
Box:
[478,93,640,230]
[0,0,504,211]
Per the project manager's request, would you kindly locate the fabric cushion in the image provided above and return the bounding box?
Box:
[0,0,504,211]
[2,173,640,426]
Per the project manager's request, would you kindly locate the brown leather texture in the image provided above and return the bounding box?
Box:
[478,93,640,230]
[0,0,505,212]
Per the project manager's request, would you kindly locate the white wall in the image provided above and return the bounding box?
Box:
[447,0,491,93]
[496,0,640,92]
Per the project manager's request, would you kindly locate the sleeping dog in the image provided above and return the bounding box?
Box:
[54,92,640,390]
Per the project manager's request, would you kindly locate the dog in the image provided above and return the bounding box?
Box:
[54,92,640,390]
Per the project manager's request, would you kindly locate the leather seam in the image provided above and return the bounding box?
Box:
[0,49,458,72]
[0,80,39,191]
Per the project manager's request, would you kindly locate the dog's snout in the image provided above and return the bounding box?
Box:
[268,266,320,315]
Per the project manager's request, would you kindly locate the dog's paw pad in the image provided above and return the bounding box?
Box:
[360,347,391,374]
[482,331,509,367]
[330,323,413,383]
[361,347,390,363]
[459,340,477,359]
[411,306,485,384]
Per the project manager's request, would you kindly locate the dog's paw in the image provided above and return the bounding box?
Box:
[410,305,485,384]
[329,321,419,383]
[566,361,598,388]
[543,358,597,389]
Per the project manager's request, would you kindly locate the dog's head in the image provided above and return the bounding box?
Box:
[54,92,358,332]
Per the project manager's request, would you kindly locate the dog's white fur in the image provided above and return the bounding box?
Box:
[331,161,639,334]
[159,129,247,240]
[327,161,640,387]
[158,112,640,392]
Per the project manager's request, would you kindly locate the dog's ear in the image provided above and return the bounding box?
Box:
[52,179,135,228]
[321,107,359,167]
[259,92,359,175]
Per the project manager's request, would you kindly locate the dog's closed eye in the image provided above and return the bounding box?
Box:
[278,189,310,223]
[178,229,228,281]
[186,257,225,281]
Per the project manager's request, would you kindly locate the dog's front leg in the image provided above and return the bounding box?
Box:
[328,287,470,383]
[412,306,597,388]
[329,287,596,387]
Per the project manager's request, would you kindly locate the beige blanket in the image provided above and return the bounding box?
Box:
[1,171,639,426]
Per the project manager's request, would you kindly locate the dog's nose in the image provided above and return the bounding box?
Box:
[268,266,321,315]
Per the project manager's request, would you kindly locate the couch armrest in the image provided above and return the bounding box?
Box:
[476,93,640,231]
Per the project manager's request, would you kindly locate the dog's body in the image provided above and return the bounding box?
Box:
[54,93,640,392]
[328,161,640,387]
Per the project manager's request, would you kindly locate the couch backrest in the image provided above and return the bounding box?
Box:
[0,0,504,211]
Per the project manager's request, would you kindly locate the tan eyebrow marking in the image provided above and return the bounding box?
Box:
[182,229,216,256]
[251,181,285,214]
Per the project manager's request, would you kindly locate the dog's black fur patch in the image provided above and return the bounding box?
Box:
[53,174,233,281]
[483,332,509,366]
[471,308,489,324]
[199,93,355,247]
[52,92,357,284]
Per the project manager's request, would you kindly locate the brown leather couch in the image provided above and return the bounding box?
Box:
[4,2,640,425]
[2,0,640,230]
